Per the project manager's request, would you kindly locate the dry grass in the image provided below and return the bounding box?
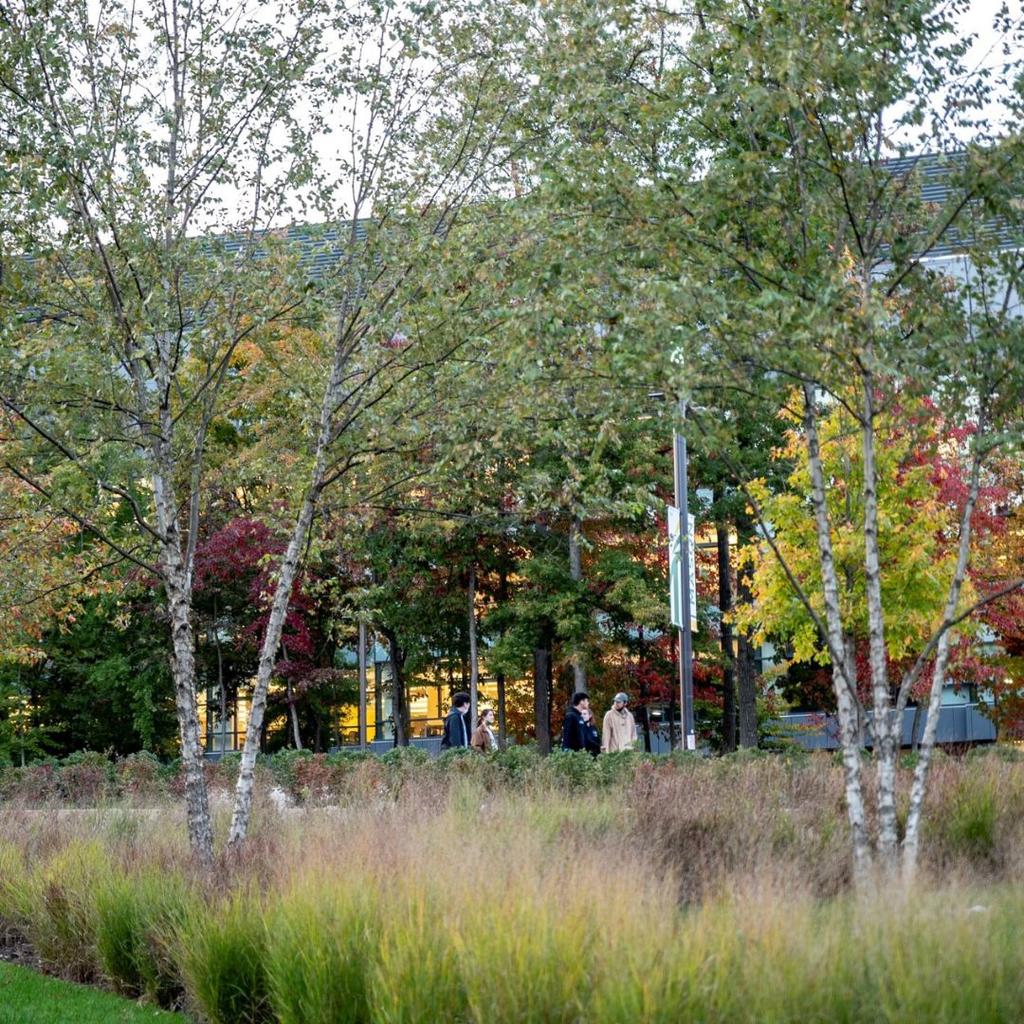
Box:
[2,750,1024,1021]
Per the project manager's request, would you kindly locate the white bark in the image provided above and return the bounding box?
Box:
[151,442,213,867]
[860,365,899,863]
[902,439,985,879]
[802,385,871,880]
[227,312,346,847]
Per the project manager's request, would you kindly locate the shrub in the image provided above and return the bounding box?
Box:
[378,746,431,796]
[265,749,313,794]
[208,752,243,790]
[58,751,116,804]
[177,891,271,1024]
[541,749,598,789]
[592,749,651,787]
[290,753,341,805]
[14,760,61,803]
[116,751,165,798]
[433,747,494,787]
[490,743,542,784]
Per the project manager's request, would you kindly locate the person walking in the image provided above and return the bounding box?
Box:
[580,705,601,757]
[561,692,590,751]
[440,691,471,749]
[601,692,638,753]
[471,708,499,752]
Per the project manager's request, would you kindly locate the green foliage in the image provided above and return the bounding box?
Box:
[736,402,969,669]
[490,743,542,782]
[0,601,178,763]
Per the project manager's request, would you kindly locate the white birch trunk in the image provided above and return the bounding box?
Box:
[901,443,985,879]
[227,320,347,847]
[151,448,214,867]
[802,385,871,880]
[860,367,899,864]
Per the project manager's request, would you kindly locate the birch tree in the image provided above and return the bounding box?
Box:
[224,0,528,845]
[669,0,1024,881]
[0,0,331,865]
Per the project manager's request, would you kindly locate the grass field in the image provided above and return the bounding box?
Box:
[3,749,1024,1022]
[0,962,187,1024]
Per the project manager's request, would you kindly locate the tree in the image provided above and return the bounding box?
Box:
[667,0,1024,881]
[0,0,333,864]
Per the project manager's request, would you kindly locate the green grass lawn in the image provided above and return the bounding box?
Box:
[0,963,188,1024]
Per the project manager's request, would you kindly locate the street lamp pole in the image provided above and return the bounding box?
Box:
[673,400,696,751]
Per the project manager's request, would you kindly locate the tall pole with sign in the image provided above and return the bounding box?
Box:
[673,400,696,751]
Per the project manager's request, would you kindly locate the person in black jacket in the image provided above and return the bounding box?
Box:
[561,692,590,751]
[580,705,601,757]
[440,691,471,748]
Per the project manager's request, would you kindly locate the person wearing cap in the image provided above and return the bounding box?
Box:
[601,692,638,753]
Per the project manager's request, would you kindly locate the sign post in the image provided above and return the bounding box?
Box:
[671,401,697,751]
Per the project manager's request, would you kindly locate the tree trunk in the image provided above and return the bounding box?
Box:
[735,556,759,750]
[716,516,737,753]
[286,677,302,749]
[496,567,509,748]
[215,607,228,753]
[860,365,899,866]
[165,576,214,869]
[388,632,409,747]
[374,661,384,741]
[496,672,507,748]
[151,447,213,868]
[569,516,587,692]
[802,384,871,882]
[468,565,479,726]
[638,627,652,753]
[902,438,986,880]
[227,294,352,849]
[534,643,552,755]
[227,479,320,848]
[358,622,368,749]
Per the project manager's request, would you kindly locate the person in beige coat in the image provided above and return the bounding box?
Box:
[601,692,638,753]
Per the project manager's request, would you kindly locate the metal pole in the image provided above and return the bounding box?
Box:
[673,399,696,751]
[358,622,368,750]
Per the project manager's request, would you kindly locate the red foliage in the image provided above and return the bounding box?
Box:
[194,517,322,683]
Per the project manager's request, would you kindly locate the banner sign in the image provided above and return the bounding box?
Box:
[667,504,697,632]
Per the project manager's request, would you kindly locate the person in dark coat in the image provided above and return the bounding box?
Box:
[580,705,601,756]
[561,692,590,751]
[440,691,471,749]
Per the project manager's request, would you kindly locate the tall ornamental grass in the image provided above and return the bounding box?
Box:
[5,754,1024,1020]
[94,868,195,1005]
[264,878,379,1024]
